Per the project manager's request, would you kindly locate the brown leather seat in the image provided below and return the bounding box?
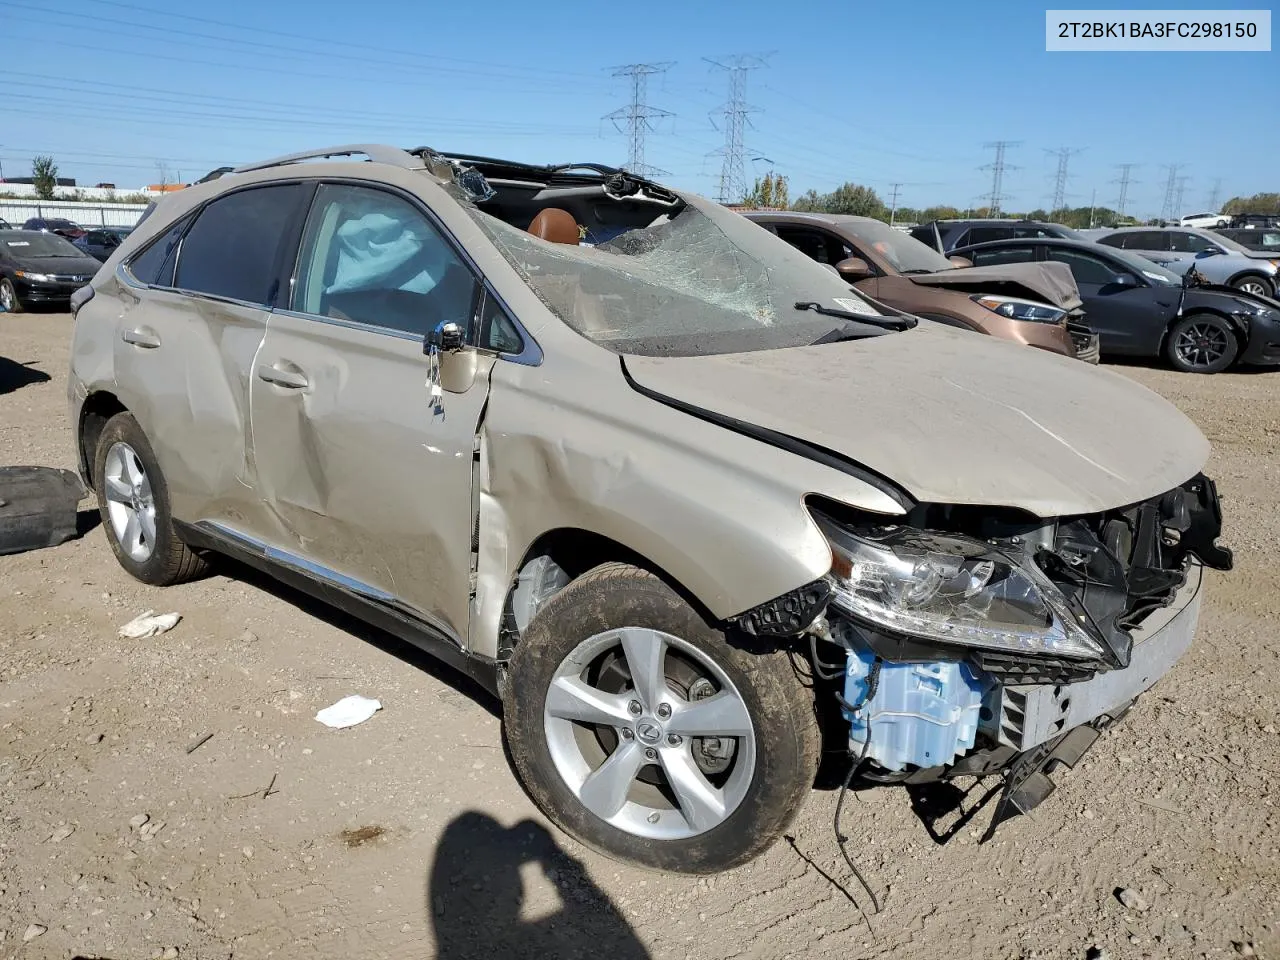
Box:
[527,207,581,245]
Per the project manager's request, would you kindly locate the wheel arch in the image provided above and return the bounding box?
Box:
[1224,270,1274,294]
[1161,308,1248,362]
[495,526,722,657]
[78,390,128,489]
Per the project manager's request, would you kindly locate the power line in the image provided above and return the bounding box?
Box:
[706,53,771,204]
[980,141,1021,216]
[1046,146,1084,211]
[604,63,674,177]
[1113,163,1139,218]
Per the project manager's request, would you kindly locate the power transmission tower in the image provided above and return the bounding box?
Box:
[604,63,675,177]
[980,141,1021,216]
[888,182,903,225]
[1113,163,1138,218]
[1206,177,1223,212]
[1174,175,1191,218]
[1159,164,1185,222]
[706,53,771,204]
[1046,147,1084,212]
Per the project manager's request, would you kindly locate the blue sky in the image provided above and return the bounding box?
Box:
[1,0,1274,217]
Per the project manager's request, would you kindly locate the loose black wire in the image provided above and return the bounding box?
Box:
[833,659,883,916]
[809,632,847,680]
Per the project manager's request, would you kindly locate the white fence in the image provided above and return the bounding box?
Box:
[0,198,149,229]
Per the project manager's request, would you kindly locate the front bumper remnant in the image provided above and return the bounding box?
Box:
[977,707,1127,843]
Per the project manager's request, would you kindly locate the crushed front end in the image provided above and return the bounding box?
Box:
[742,474,1233,837]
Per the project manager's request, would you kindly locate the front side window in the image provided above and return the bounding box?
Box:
[969,244,1035,267]
[1045,248,1119,286]
[292,183,477,338]
[967,227,1013,245]
[1170,231,1216,254]
[175,184,306,305]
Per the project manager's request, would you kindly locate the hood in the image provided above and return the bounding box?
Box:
[905,261,1083,312]
[622,324,1209,517]
[12,255,101,277]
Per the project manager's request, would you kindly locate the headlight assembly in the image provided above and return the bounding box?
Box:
[970,294,1066,324]
[815,516,1105,661]
[15,271,55,283]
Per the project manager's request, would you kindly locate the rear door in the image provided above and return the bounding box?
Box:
[248,181,494,641]
[1042,246,1172,355]
[113,183,308,529]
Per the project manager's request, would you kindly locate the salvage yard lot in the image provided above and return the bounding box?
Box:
[1,313,1277,960]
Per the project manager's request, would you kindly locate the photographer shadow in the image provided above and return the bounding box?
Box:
[428,811,650,960]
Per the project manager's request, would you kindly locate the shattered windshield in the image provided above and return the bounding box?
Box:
[458,190,897,357]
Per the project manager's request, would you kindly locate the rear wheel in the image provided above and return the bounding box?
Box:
[0,278,23,313]
[1165,313,1239,374]
[1231,275,1273,298]
[93,412,209,585]
[503,562,820,873]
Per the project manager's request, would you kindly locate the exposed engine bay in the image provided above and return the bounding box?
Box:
[737,473,1233,836]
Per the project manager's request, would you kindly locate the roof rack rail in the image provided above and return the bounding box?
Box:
[232,144,426,175]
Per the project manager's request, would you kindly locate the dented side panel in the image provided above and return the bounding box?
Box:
[248,310,494,641]
[468,351,906,659]
[110,283,267,529]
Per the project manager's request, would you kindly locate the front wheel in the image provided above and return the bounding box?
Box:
[0,278,23,313]
[503,562,820,873]
[1165,313,1239,374]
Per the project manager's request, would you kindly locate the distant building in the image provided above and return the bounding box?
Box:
[0,176,77,187]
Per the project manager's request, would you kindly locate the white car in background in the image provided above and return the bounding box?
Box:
[1180,212,1229,229]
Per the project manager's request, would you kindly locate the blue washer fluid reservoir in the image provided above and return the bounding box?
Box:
[844,649,985,772]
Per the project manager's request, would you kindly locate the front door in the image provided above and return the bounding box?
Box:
[1042,246,1173,354]
[249,182,492,641]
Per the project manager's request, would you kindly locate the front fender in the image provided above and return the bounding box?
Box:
[467,357,905,659]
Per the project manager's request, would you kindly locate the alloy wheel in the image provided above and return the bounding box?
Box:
[103,441,157,562]
[0,281,14,311]
[1237,279,1269,296]
[543,627,756,840]
[1174,321,1230,370]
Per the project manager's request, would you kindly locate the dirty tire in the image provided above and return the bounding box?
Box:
[93,411,209,585]
[503,562,820,874]
[0,278,23,313]
[1165,313,1239,374]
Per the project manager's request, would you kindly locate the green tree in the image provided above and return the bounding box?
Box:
[743,170,789,209]
[791,189,824,212]
[920,205,963,222]
[824,182,885,218]
[32,155,58,200]
[1223,192,1280,215]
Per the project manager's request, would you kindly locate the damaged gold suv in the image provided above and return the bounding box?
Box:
[69,145,1232,873]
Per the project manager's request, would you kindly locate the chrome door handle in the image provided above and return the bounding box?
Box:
[121,327,160,349]
[256,362,309,389]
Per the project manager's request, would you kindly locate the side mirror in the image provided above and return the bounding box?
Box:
[834,256,873,281]
[948,255,973,269]
[424,320,477,394]
[1110,273,1139,287]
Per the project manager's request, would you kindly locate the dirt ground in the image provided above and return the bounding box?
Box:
[1,312,1277,960]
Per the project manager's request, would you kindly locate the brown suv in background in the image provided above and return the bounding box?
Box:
[746,211,1098,361]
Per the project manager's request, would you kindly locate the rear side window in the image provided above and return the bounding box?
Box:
[175,184,305,305]
[1045,248,1119,285]
[126,214,193,287]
